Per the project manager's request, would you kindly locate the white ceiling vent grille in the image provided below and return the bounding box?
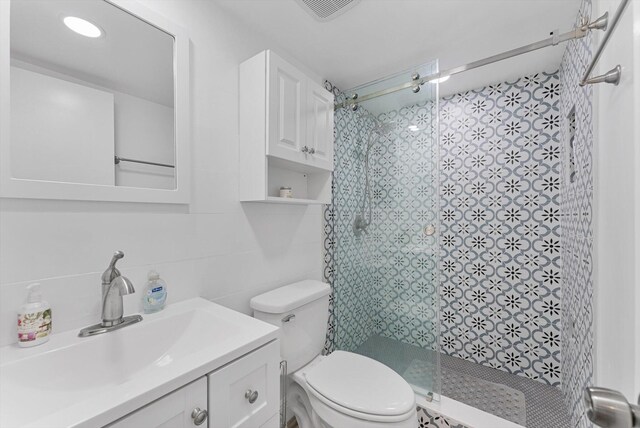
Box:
[295,0,361,22]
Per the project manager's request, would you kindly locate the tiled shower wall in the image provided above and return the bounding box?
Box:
[324,73,566,388]
[558,0,595,425]
[370,102,440,348]
[323,86,379,353]
[323,83,440,355]
[439,72,564,386]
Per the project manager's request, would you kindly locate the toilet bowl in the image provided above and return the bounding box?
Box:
[250,280,417,428]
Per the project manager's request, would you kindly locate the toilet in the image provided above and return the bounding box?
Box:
[250,280,417,428]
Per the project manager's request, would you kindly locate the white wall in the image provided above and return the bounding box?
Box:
[11,59,176,190]
[114,91,175,190]
[593,0,640,400]
[10,66,115,185]
[0,0,324,347]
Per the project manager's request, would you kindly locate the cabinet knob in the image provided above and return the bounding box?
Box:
[191,407,208,426]
[308,148,315,154]
[245,389,259,404]
[301,146,309,153]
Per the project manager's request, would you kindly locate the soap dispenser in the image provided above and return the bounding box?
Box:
[143,271,167,314]
[17,283,52,347]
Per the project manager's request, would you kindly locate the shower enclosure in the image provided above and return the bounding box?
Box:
[325,59,441,399]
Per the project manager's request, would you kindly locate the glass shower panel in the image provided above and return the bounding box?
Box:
[331,59,441,399]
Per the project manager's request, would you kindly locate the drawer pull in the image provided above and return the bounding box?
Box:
[245,389,259,404]
[191,407,208,426]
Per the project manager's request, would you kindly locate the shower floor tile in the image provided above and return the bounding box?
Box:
[354,335,570,427]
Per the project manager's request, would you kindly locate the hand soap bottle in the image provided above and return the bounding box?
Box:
[143,271,167,314]
[17,283,52,347]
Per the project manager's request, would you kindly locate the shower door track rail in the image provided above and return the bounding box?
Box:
[335,13,609,110]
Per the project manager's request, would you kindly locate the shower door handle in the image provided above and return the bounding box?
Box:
[584,387,640,427]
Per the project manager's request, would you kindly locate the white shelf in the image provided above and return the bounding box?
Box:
[264,196,327,205]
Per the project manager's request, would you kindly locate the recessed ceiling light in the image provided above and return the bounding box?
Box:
[63,16,102,38]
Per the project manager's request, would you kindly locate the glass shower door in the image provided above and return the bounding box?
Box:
[329,59,441,399]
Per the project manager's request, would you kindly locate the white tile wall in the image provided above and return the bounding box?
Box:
[0,0,324,346]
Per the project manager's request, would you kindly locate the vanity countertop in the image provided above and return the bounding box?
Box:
[0,298,279,428]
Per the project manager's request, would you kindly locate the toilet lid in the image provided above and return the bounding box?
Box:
[305,351,415,417]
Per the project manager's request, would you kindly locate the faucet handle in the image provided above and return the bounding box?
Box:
[109,251,125,266]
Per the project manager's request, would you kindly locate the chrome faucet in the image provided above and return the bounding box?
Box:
[79,251,143,337]
[101,251,134,325]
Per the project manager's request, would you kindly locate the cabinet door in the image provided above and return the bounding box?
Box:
[267,53,306,164]
[208,340,280,428]
[107,378,207,428]
[260,414,279,428]
[305,80,335,171]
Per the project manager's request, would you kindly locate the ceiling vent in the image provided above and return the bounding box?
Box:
[294,0,361,22]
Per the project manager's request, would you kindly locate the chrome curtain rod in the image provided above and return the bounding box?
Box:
[580,0,630,86]
[114,156,175,169]
[335,13,609,110]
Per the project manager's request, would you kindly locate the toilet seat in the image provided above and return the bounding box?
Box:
[305,382,417,423]
[296,351,416,423]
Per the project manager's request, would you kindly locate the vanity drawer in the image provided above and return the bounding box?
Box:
[208,340,280,428]
[107,377,207,428]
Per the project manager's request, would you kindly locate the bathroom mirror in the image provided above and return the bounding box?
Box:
[0,0,190,203]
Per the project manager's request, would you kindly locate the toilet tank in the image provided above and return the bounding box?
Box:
[250,280,330,372]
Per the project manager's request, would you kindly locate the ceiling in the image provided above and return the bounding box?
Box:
[215,0,582,97]
[11,0,174,106]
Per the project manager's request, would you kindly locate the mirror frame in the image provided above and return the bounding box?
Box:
[0,0,190,204]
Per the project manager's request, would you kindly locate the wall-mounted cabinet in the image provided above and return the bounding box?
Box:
[239,50,334,204]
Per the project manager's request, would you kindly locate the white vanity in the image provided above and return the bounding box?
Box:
[0,299,281,428]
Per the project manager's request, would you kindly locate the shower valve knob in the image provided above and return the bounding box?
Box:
[308,148,315,154]
[301,146,309,153]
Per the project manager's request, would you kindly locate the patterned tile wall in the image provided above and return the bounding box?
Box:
[558,0,595,425]
[323,79,441,356]
[325,71,566,387]
[439,72,564,386]
[417,407,469,428]
[323,82,379,354]
[369,102,440,348]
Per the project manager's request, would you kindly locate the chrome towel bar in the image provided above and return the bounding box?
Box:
[580,0,631,86]
[114,155,175,169]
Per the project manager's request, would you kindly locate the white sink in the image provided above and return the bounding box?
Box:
[0,298,279,428]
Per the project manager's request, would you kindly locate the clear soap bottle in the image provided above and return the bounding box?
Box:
[143,271,167,314]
